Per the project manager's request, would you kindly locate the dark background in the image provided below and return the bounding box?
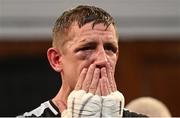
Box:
[0,38,180,116]
[0,41,61,116]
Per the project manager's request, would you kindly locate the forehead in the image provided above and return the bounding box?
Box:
[68,22,117,43]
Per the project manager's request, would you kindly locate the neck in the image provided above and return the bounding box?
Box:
[52,80,72,112]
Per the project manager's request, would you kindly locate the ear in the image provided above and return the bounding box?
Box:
[47,47,63,72]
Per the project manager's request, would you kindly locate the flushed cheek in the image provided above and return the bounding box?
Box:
[76,52,95,68]
[76,51,93,60]
[78,59,93,75]
[76,52,117,72]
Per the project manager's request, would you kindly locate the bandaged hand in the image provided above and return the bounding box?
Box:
[62,90,101,117]
[62,63,124,118]
[102,91,124,117]
[62,90,124,118]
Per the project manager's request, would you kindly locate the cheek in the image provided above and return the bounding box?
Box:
[61,58,81,86]
[66,66,80,89]
[76,51,95,68]
[76,51,93,60]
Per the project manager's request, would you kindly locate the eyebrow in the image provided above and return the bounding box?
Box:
[104,42,118,53]
[103,40,119,50]
[81,41,97,47]
[78,38,118,48]
[104,41,118,47]
[74,39,118,53]
[79,37,117,44]
[78,38,95,43]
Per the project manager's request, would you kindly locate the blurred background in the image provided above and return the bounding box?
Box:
[0,0,180,116]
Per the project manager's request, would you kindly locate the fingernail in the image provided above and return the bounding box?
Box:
[91,63,95,68]
[98,68,101,73]
[102,67,106,71]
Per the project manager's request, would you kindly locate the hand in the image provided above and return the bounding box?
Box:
[75,64,101,95]
[57,63,117,112]
[62,64,123,118]
[75,63,117,96]
[106,62,117,92]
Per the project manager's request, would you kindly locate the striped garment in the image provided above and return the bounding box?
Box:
[18,90,148,117]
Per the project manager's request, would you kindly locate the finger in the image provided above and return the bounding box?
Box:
[95,79,101,96]
[112,76,117,91]
[101,67,107,79]
[110,65,117,91]
[89,68,100,94]
[95,80,101,96]
[100,78,109,96]
[75,68,87,90]
[107,62,115,92]
[101,67,112,93]
[82,64,96,92]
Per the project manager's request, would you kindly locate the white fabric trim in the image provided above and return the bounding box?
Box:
[23,103,46,116]
[44,101,58,115]
[23,101,58,116]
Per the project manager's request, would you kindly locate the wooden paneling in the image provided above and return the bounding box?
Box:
[0,40,51,58]
[115,40,180,116]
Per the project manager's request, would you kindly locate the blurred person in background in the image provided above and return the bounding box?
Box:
[126,97,171,117]
[18,5,148,117]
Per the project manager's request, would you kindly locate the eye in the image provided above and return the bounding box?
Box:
[74,42,97,52]
[78,46,95,51]
[104,43,118,53]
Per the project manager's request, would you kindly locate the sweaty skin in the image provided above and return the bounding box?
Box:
[48,22,120,116]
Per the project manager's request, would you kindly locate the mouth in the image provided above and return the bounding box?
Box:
[96,65,107,78]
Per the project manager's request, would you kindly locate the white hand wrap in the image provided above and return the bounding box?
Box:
[62,90,124,118]
[102,91,124,117]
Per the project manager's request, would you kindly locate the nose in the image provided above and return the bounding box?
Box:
[94,46,108,68]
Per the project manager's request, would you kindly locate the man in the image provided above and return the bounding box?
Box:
[20,5,147,117]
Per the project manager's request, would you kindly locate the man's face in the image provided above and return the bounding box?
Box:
[59,22,119,89]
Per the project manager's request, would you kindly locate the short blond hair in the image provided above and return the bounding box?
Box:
[52,5,119,49]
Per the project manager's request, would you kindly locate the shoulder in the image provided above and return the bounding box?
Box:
[18,101,148,117]
[123,108,148,117]
[18,100,60,117]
